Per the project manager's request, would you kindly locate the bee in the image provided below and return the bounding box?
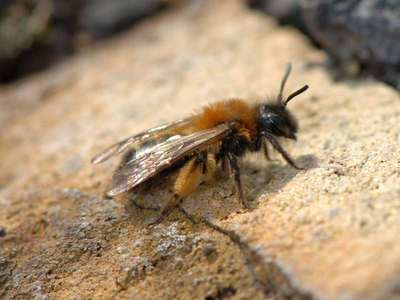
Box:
[92,64,309,223]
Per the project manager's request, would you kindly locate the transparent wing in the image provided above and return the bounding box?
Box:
[91,117,193,164]
[107,124,229,197]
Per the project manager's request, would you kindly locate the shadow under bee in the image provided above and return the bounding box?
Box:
[122,154,318,224]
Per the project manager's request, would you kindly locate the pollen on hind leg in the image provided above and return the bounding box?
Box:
[204,153,217,183]
[174,157,203,198]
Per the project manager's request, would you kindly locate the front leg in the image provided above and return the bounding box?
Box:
[264,133,304,170]
[228,154,249,209]
[263,140,273,161]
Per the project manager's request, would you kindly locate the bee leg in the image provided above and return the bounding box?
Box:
[149,157,204,225]
[147,195,180,225]
[174,157,204,198]
[221,157,231,177]
[264,133,304,170]
[204,153,217,183]
[263,140,273,161]
[228,154,249,209]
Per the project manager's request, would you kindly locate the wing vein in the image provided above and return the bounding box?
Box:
[107,124,229,197]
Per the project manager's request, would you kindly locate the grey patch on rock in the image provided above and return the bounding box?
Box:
[301,0,400,89]
[61,155,83,176]
[248,0,309,34]
[116,256,154,290]
[55,187,87,200]
[328,207,342,220]
[250,0,400,90]
[0,256,13,286]
[313,229,330,242]
[31,281,50,300]
[154,222,191,256]
[81,0,165,37]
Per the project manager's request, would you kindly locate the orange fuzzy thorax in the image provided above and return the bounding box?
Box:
[193,99,257,132]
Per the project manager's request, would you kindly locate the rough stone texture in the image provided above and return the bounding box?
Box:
[1,1,400,299]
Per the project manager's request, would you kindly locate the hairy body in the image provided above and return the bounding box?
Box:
[92,64,309,223]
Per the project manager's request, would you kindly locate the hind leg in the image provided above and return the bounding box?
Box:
[148,156,204,224]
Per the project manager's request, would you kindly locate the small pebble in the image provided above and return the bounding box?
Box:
[0,226,6,237]
[202,244,217,257]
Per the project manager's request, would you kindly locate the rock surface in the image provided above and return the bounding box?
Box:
[1,1,400,299]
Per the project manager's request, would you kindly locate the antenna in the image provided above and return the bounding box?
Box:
[284,85,309,106]
[278,63,292,103]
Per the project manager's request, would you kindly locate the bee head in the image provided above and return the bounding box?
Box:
[258,64,308,140]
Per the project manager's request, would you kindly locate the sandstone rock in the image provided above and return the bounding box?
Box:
[1,1,400,299]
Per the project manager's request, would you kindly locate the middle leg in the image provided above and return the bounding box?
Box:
[228,154,249,208]
[263,140,273,161]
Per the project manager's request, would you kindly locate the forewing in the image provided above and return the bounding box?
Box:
[107,124,229,197]
[91,117,193,164]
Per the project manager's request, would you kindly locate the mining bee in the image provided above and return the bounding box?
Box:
[92,64,309,223]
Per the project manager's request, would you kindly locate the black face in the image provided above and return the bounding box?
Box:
[257,103,298,140]
[256,63,308,141]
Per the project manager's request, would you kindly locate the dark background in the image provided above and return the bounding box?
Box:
[1,0,399,90]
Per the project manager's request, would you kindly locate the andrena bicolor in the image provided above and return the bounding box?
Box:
[92,64,309,223]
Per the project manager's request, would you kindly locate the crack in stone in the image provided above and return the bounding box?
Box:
[178,206,317,300]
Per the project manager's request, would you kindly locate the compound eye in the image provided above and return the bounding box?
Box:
[261,112,295,139]
[261,111,283,128]
[269,114,285,128]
